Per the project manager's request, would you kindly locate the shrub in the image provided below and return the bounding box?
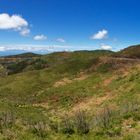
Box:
[74,110,90,134]
[121,99,140,119]
[95,107,114,129]
[123,134,137,140]
[33,59,47,70]
[7,61,27,74]
[29,121,47,137]
[61,115,74,134]
[0,111,15,131]
[105,126,122,137]
[49,120,59,133]
[97,63,113,73]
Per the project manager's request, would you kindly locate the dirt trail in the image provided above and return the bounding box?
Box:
[33,102,49,109]
[54,75,89,87]
[110,57,140,62]
[54,78,72,87]
[103,76,116,86]
[71,92,115,114]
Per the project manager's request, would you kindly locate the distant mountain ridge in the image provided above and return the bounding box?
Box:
[0,44,140,59]
[4,52,41,58]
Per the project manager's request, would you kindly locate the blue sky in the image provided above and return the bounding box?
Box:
[0,0,140,54]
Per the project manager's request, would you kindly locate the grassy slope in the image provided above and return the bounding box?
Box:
[0,49,140,139]
[113,44,140,58]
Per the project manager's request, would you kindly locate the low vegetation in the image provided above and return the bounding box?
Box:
[0,45,139,139]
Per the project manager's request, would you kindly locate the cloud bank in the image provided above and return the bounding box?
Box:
[0,44,71,52]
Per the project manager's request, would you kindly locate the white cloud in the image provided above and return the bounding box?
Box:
[56,38,66,43]
[20,28,30,36]
[0,13,30,36]
[0,13,28,30]
[34,35,47,41]
[101,44,112,50]
[91,29,108,40]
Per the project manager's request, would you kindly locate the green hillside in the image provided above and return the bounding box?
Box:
[113,45,140,58]
[0,47,140,140]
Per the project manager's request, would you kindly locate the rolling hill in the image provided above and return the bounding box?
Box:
[0,45,139,140]
[113,44,140,58]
